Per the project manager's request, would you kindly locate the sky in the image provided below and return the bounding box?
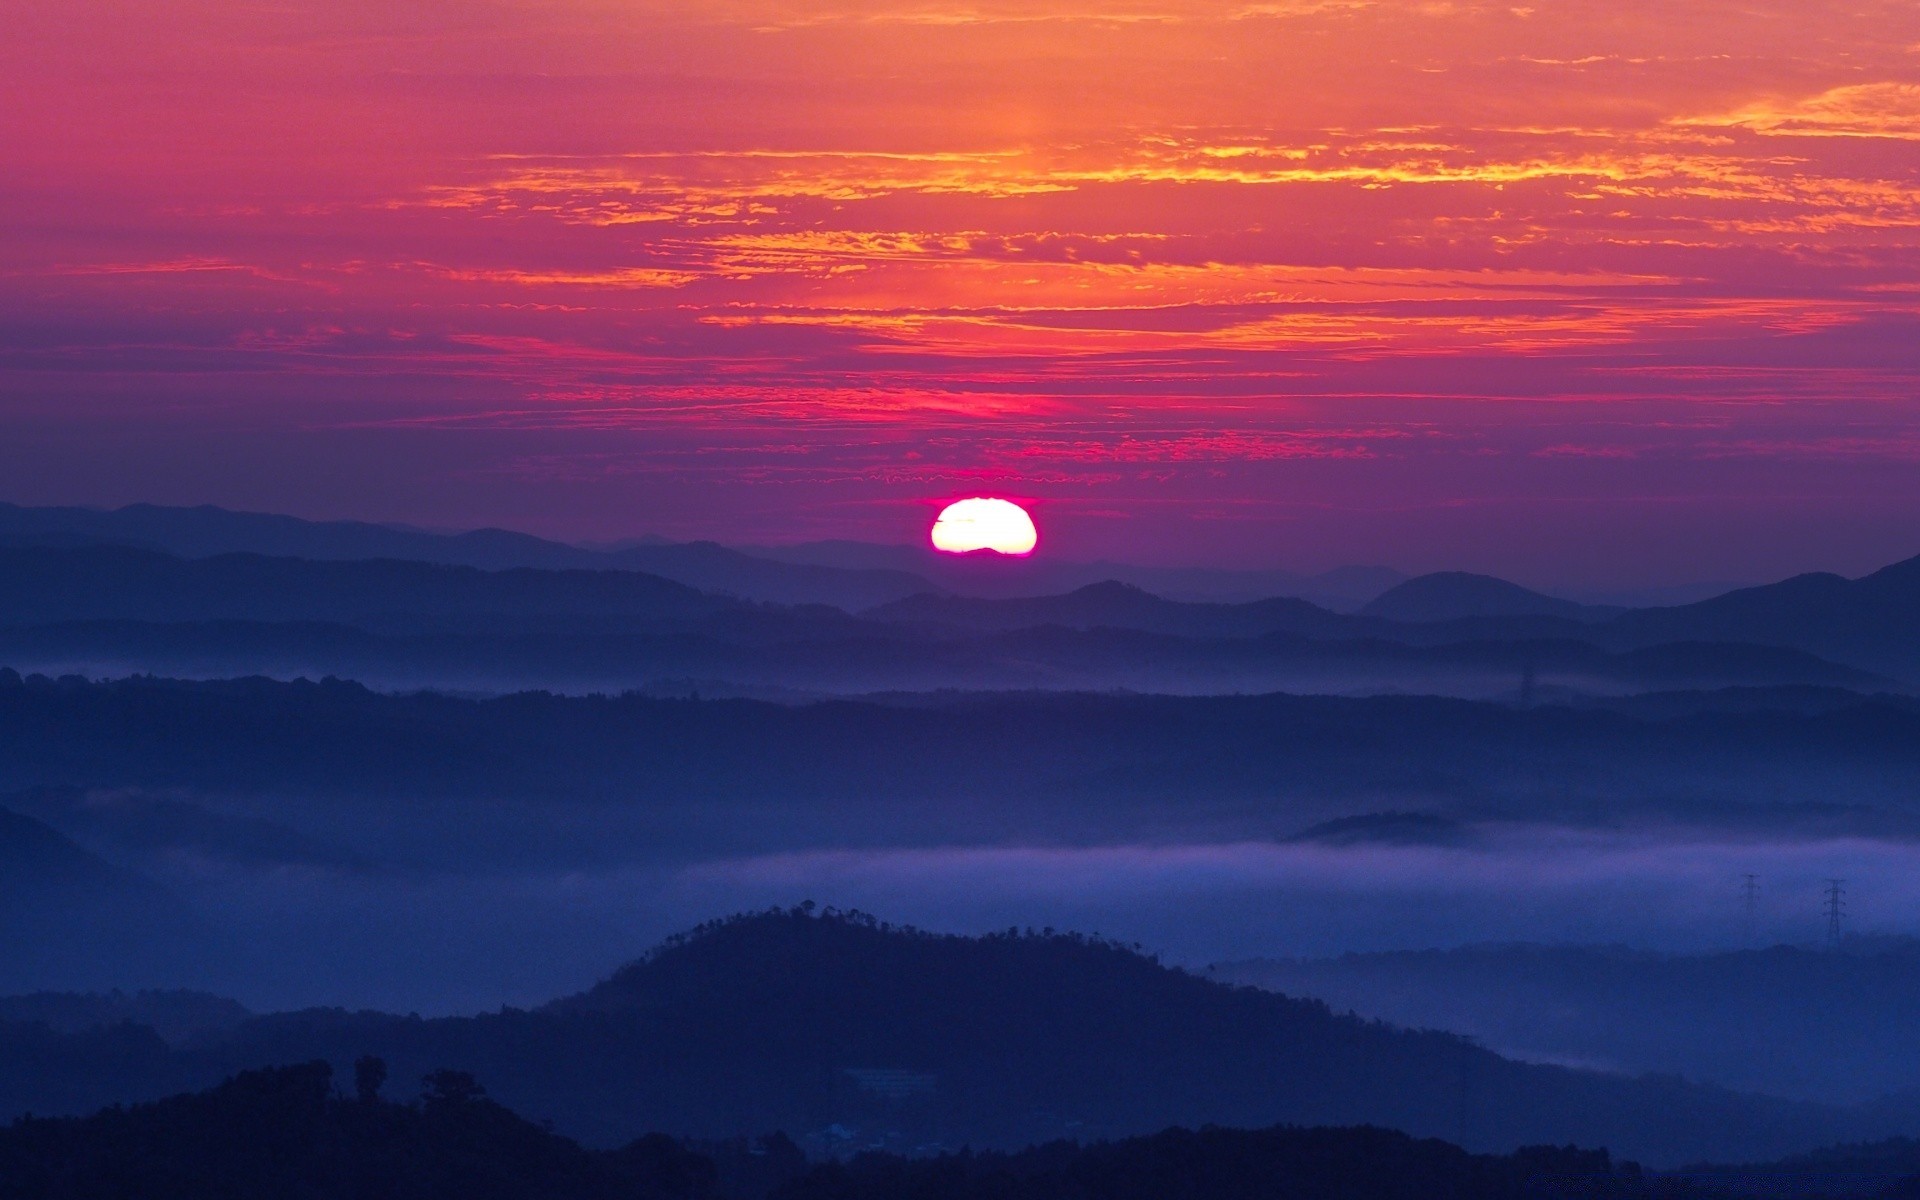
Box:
[3,0,1919,587]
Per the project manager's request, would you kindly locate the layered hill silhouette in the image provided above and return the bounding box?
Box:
[0,909,1900,1165]
[5,676,1920,845]
[747,538,1406,607]
[1211,940,1920,1106]
[0,501,1388,611]
[0,545,1889,696]
[8,502,1919,687]
[2,1058,1798,1200]
[1361,573,1620,623]
[865,558,1920,685]
[1611,555,1920,680]
[0,806,209,992]
[0,1061,719,1200]
[0,502,939,611]
[0,544,741,630]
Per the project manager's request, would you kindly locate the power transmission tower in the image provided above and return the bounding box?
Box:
[1824,879,1846,952]
[1741,874,1759,948]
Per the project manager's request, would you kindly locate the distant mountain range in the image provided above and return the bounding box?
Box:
[743,538,1408,608]
[1209,941,1920,1108]
[1,503,1918,694]
[0,503,936,611]
[5,677,1920,880]
[0,502,1407,610]
[9,1057,1851,1200]
[861,562,1920,684]
[0,909,1902,1165]
[0,806,210,991]
[1360,572,1623,623]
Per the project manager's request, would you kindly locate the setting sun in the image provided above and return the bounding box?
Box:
[930,498,1038,556]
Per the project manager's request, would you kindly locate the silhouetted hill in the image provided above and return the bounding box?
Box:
[0,1061,718,1200]
[0,807,209,992]
[3,784,366,872]
[774,1126,1701,1200]
[749,540,1405,607]
[0,1060,1781,1200]
[1209,941,1920,1105]
[0,909,1882,1164]
[601,542,938,609]
[0,503,937,610]
[0,544,736,630]
[0,989,249,1043]
[867,581,1357,639]
[1363,573,1620,623]
[0,613,1882,699]
[3,674,1919,843]
[1611,555,1920,680]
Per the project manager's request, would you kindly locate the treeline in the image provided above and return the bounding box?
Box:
[3,672,1919,819]
[0,909,1878,1164]
[0,1060,1760,1200]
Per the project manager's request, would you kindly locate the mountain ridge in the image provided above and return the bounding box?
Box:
[0,908,1900,1164]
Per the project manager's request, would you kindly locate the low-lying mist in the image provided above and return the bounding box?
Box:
[84,825,1920,1016]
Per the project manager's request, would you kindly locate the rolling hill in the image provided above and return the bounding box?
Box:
[1361,573,1620,623]
[0,806,210,993]
[0,909,1900,1165]
[0,503,939,611]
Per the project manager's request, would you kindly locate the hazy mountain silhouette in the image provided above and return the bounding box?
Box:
[0,806,209,992]
[5,785,367,872]
[1362,573,1621,623]
[1610,554,1920,680]
[4,675,1919,847]
[775,1126,1696,1200]
[746,540,1405,608]
[0,503,938,610]
[0,1061,718,1200]
[0,1059,1792,1200]
[0,909,1896,1165]
[867,581,1355,638]
[11,502,1920,686]
[0,989,250,1044]
[3,530,1915,695]
[866,554,1920,687]
[1210,941,1920,1107]
[0,544,734,629]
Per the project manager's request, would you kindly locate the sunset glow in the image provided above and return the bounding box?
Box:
[931,498,1039,556]
[2,0,1918,583]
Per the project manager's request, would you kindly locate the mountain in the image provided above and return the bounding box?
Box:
[0,989,250,1043]
[0,554,1880,697]
[746,540,1405,608]
[1609,555,1920,681]
[1209,941,1920,1106]
[1362,573,1621,623]
[866,581,1357,639]
[774,1126,1696,1200]
[5,675,1920,848]
[0,544,735,630]
[0,806,209,992]
[0,1061,716,1200]
[0,909,1894,1164]
[0,1061,1779,1200]
[0,503,938,611]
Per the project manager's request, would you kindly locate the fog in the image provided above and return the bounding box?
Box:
[115,826,1920,1015]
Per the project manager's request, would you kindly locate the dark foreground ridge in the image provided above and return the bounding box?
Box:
[0,909,1907,1166]
[0,1059,1788,1200]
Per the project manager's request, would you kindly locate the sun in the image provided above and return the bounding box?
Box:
[930,497,1038,556]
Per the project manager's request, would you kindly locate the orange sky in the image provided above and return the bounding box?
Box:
[3,0,1918,583]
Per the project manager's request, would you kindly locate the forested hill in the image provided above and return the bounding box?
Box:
[0,1058,1767,1200]
[0,909,1897,1165]
[2,673,1918,830]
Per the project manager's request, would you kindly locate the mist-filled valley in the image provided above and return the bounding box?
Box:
[8,504,1920,1191]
